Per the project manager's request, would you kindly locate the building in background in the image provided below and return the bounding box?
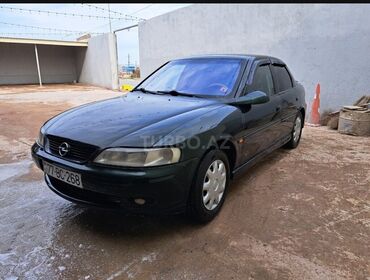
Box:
[0,33,119,90]
[119,52,140,79]
[139,4,370,111]
[122,65,136,74]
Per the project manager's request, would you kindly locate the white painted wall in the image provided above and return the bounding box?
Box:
[77,33,119,90]
[139,4,370,110]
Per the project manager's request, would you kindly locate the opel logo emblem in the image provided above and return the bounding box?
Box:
[58,142,70,157]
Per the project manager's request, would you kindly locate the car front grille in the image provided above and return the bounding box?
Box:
[46,135,99,163]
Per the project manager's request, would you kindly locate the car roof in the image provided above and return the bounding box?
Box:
[173,54,284,64]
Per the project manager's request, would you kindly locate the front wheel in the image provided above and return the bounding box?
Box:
[187,150,230,223]
[284,112,303,149]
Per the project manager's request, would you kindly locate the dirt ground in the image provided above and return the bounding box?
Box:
[0,84,369,280]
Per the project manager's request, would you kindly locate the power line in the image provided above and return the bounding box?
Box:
[62,4,149,38]
[0,32,102,36]
[0,32,88,36]
[129,4,153,15]
[0,5,137,21]
[0,21,99,34]
[81,4,144,21]
[64,9,141,38]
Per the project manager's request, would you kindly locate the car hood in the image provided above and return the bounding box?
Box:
[44,92,225,148]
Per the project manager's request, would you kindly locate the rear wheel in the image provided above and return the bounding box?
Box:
[284,112,303,149]
[187,150,230,223]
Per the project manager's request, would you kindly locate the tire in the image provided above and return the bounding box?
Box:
[284,112,303,149]
[187,149,230,223]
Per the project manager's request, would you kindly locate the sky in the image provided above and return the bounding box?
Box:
[0,4,191,66]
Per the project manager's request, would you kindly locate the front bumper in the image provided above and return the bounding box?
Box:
[31,143,198,214]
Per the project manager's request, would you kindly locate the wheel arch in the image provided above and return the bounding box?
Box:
[194,136,237,177]
[216,139,237,175]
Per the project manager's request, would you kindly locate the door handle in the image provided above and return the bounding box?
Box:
[276,106,281,112]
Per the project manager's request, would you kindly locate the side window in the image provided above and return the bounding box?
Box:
[271,65,293,93]
[247,65,274,96]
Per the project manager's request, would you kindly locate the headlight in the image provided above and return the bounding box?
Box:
[36,128,45,147]
[94,147,181,167]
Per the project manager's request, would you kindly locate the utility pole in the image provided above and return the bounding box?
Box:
[128,54,130,66]
[108,4,112,33]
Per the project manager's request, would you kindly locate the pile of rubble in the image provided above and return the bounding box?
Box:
[322,96,370,136]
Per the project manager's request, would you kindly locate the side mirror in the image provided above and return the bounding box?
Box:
[229,91,269,106]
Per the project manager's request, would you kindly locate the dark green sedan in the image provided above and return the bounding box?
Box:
[32,55,306,223]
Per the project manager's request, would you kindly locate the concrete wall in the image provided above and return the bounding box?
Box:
[139,4,370,111]
[77,33,119,90]
[0,43,79,84]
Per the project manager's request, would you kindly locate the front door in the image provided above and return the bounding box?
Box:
[237,62,282,164]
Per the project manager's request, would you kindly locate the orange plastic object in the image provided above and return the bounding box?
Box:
[310,83,321,125]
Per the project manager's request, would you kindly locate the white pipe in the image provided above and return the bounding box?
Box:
[113,24,138,33]
[34,44,42,87]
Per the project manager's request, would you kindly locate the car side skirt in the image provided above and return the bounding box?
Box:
[232,135,291,179]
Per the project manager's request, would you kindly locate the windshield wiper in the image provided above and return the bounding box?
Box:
[157,90,200,98]
[134,87,159,95]
[134,88,201,98]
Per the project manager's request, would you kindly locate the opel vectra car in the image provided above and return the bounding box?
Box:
[32,55,306,222]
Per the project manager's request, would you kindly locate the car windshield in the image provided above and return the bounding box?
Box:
[138,58,243,97]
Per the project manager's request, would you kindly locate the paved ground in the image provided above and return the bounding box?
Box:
[0,84,369,280]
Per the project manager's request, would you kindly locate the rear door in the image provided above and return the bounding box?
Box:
[270,62,298,137]
[237,60,282,163]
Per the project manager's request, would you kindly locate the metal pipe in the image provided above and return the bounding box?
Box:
[113,24,139,90]
[113,24,138,33]
[34,44,42,87]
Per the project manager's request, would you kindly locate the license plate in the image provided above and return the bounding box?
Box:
[43,161,83,188]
